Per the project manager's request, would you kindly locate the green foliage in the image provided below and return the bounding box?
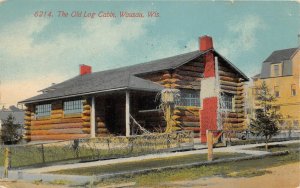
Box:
[1,114,22,144]
[250,81,280,149]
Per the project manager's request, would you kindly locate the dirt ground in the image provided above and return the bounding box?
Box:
[0,162,299,188]
[165,162,300,188]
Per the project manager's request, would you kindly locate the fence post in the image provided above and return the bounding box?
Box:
[4,147,10,178]
[41,144,45,163]
[207,130,213,161]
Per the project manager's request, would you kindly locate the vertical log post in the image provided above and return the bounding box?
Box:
[3,147,10,178]
[91,96,96,138]
[125,91,130,137]
[41,144,45,163]
[207,130,213,161]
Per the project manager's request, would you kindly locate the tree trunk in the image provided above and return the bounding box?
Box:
[265,136,268,151]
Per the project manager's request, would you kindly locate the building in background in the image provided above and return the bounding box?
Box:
[248,47,300,129]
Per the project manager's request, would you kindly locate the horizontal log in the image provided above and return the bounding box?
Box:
[223,113,245,118]
[160,78,180,84]
[218,65,235,73]
[179,116,199,122]
[29,122,83,130]
[188,61,205,68]
[82,116,90,122]
[171,73,183,80]
[174,110,198,116]
[220,76,240,83]
[175,70,203,78]
[182,121,199,127]
[220,80,243,87]
[51,114,63,119]
[28,128,90,135]
[27,134,90,141]
[178,85,200,90]
[235,104,244,108]
[235,99,244,104]
[97,122,106,128]
[220,89,237,95]
[176,106,200,112]
[223,118,245,124]
[183,127,200,132]
[163,83,180,89]
[83,105,90,110]
[162,73,171,79]
[178,65,204,73]
[83,110,90,115]
[32,118,83,126]
[219,70,237,78]
[177,80,201,87]
[51,109,63,114]
[25,111,31,116]
[221,85,237,92]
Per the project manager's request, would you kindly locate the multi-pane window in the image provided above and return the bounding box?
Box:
[178,90,200,107]
[274,86,280,97]
[291,84,296,96]
[64,100,83,114]
[221,93,234,111]
[35,104,51,118]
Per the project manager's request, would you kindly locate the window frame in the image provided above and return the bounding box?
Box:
[63,99,84,115]
[177,89,201,107]
[35,104,51,118]
[220,92,235,112]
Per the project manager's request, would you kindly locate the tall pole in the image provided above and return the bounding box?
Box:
[125,91,130,137]
[90,96,96,138]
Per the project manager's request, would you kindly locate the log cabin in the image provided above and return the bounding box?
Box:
[20,35,249,143]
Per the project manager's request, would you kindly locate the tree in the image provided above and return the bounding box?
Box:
[250,81,280,150]
[1,114,22,144]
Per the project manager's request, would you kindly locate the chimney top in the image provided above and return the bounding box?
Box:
[80,64,92,75]
[199,35,213,51]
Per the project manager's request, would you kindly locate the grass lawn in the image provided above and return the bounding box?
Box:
[51,152,246,176]
[91,150,299,187]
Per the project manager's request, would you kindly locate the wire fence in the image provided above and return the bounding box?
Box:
[0,131,194,169]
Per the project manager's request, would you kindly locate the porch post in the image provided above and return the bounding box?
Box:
[125,91,130,137]
[90,96,96,138]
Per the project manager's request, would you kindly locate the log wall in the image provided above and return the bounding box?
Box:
[24,99,90,141]
[140,58,204,137]
[218,62,246,131]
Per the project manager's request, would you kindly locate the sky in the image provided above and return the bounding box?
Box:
[0,0,299,107]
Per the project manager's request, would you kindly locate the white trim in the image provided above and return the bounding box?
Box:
[90,96,96,138]
[125,91,130,137]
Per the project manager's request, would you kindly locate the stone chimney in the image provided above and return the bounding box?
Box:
[199,35,214,51]
[80,64,92,75]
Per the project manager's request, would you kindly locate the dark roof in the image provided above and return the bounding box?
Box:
[20,49,248,104]
[264,48,298,63]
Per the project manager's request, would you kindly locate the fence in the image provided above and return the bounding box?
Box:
[0,131,194,169]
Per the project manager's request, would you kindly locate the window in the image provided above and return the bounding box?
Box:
[36,104,51,118]
[63,100,83,114]
[272,63,282,77]
[274,86,279,97]
[178,90,200,107]
[221,93,234,111]
[291,84,296,96]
